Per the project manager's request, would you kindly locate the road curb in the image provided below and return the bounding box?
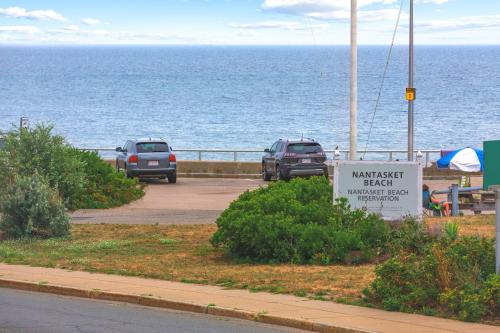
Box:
[0,277,372,333]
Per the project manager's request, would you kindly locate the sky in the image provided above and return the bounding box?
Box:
[0,0,499,45]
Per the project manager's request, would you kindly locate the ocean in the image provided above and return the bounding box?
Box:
[0,46,498,160]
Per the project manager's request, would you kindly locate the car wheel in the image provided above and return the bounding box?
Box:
[124,165,132,179]
[262,163,271,181]
[167,173,177,184]
[115,161,120,173]
[276,165,285,181]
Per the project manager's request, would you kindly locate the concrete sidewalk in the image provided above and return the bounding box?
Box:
[0,264,497,333]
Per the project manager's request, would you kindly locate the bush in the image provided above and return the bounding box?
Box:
[211,177,389,264]
[367,236,497,322]
[0,125,85,210]
[0,124,144,210]
[388,217,435,255]
[73,150,144,209]
[0,174,69,238]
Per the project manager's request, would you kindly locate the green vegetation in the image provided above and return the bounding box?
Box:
[367,231,498,322]
[211,177,389,264]
[0,124,143,239]
[0,124,143,212]
[0,174,69,238]
[443,222,459,241]
[211,178,498,322]
[75,150,144,209]
[0,124,85,210]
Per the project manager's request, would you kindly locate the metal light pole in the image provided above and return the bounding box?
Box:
[407,0,414,161]
[350,0,357,161]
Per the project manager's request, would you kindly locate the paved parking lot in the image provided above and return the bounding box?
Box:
[71,177,485,225]
[71,178,264,225]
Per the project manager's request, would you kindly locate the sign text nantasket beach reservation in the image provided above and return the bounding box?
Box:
[333,161,423,220]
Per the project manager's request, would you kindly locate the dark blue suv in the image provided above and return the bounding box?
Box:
[262,139,328,181]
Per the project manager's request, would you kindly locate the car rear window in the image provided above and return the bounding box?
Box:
[286,143,323,154]
[136,142,168,153]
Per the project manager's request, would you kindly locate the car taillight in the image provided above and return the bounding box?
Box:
[128,155,138,163]
[169,154,176,162]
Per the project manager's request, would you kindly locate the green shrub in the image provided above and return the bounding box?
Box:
[0,124,144,210]
[211,177,389,264]
[386,217,436,256]
[0,124,85,210]
[74,150,144,209]
[0,174,69,238]
[367,236,496,322]
[443,222,459,241]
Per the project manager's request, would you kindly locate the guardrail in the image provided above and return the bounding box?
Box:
[80,147,441,165]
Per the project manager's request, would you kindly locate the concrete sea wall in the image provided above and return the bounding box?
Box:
[105,160,481,180]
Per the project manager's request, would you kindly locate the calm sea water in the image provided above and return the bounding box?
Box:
[0,46,498,159]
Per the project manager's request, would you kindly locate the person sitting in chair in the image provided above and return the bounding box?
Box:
[423,184,451,217]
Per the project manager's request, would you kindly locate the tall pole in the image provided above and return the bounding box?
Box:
[407,0,414,161]
[350,0,357,160]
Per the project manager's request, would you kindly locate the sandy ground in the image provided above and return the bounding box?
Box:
[71,177,486,225]
[71,178,264,225]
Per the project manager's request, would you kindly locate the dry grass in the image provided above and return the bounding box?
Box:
[0,214,493,304]
[425,214,495,238]
[0,224,374,303]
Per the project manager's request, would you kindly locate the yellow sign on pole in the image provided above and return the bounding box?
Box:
[406,88,416,101]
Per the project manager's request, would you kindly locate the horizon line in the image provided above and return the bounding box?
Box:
[0,43,499,47]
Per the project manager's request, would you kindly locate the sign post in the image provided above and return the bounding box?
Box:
[333,161,423,220]
[484,140,500,273]
[493,186,500,274]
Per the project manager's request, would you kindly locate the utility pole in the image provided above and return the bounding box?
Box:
[407,0,415,161]
[350,0,357,160]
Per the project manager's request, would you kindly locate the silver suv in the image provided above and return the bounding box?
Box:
[116,138,177,183]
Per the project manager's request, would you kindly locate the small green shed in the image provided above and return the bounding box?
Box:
[484,140,500,190]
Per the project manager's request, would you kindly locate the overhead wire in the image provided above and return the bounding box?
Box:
[305,16,326,80]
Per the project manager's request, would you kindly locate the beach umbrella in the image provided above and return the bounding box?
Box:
[437,148,484,172]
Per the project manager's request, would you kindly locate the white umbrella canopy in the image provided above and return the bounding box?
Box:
[437,148,484,172]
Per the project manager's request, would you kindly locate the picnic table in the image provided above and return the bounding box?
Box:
[458,190,495,214]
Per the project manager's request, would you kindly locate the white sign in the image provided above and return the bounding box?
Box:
[20,117,29,129]
[333,161,423,220]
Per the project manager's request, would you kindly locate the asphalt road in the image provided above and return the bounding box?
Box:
[0,288,307,333]
[71,178,264,225]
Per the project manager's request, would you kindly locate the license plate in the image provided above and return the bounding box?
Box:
[301,159,311,164]
[148,160,159,167]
